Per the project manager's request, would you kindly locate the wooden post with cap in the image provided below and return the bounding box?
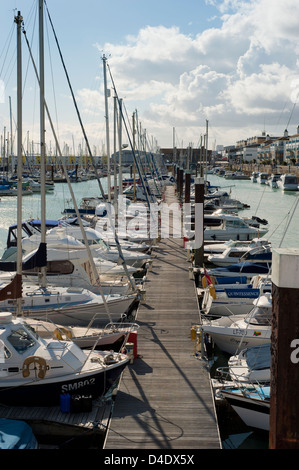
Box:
[193,177,204,267]
[270,248,299,449]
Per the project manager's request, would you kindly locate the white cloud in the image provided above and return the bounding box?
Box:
[77,0,299,147]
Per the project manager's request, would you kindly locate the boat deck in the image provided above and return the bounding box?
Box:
[104,187,221,449]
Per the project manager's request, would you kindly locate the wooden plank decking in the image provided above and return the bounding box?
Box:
[104,187,221,449]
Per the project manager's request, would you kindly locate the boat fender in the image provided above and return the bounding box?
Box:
[202,275,216,289]
[22,356,47,379]
[53,327,73,341]
[208,284,217,300]
[190,327,197,341]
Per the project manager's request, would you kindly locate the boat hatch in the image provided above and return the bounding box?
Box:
[6,328,36,353]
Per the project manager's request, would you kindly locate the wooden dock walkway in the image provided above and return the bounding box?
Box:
[104,187,221,449]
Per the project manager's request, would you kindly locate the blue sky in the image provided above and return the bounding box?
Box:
[1,0,299,156]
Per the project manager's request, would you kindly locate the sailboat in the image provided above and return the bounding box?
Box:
[0,311,129,406]
[0,3,136,329]
[218,384,270,431]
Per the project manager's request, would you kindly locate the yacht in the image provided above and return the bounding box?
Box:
[203,214,268,242]
[266,173,282,188]
[277,173,298,191]
[207,242,271,266]
[250,171,259,183]
[257,173,269,184]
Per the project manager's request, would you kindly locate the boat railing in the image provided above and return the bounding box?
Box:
[103,322,139,333]
[215,366,270,400]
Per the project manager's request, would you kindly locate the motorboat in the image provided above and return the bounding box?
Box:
[204,261,271,279]
[5,219,151,270]
[103,237,151,253]
[200,294,272,355]
[38,226,152,269]
[200,276,272,317]
[62,197,104,216]
[218,384,270,431]
[4,217,152,258]
[207,245,252,266]
[23,177,54,193]
[4,218,83,251]
[251,172,259,183]
[207,243,271,266]
[203,214,268,241]
[214,343,270,387]
[210,209,268,230]
[266,173,282,188]
[0,312,129,406]
[204,238,270,255]
[227,343,270,384]
[204,191,250,212]
[257,172,269,184]
[277,173,299,191]
[0,243,137,295]
[224,171,250,180]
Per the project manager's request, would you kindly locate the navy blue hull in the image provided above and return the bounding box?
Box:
[0,363,127,406]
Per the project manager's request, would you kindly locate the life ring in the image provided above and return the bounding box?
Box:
[22,356,47,379]
[53,327,73,341]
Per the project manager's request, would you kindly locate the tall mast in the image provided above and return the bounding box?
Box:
[102,54,111,202]
[118,98,123,196]
[39,0,46,288]
[9,96,13,168]
[15,11,23,316]
[113,95,118,207]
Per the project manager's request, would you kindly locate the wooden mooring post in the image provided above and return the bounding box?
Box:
[179,168,184,199]
[176,165,180,194]
[270,248,299,449]
[184,170,191,204]
[193,177,204,267]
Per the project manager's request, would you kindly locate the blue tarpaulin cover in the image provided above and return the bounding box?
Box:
[0,419,38,449]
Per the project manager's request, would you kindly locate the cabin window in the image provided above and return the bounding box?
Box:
[286,177,297,184]
[246,306,271,325]
[226,220,247,228]
[47,260,74,274]
[23,322,39,340]
[23,260,74,275]
[7,328,36,353]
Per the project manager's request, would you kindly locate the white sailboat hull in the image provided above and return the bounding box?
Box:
[221,390,270,431]
[0,285,136,327]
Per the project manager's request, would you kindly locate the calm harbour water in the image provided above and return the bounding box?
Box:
[207,172,299,248]
[0,176,109,256]
[1,172,298,254]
